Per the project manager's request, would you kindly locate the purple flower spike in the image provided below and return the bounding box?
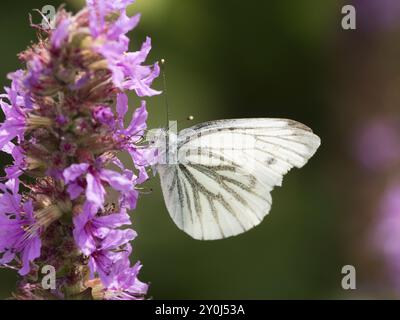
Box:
[0,0,157,299]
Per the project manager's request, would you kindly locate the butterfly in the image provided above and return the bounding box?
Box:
[149,118,321,240]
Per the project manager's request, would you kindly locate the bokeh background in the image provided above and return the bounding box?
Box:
[1,0,400,299]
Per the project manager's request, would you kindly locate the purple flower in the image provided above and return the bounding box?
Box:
[108,11,141,41]
[116,96,147,137]
[104,260,148,300]
[93,105,116,129]
[0,85,27,150]
[63,161,137,210]
[73,202,136,286]
[87,0,136,38]
[0,179,42,275]
[6,70,32,109]
[118,169,141,210]
[115,95,156,180]
[72,200,143,292]
[119,37,161,97]
[87,0,160,96]
[88,231,135,287]
[73,202,132,255]
[1,142,25,179]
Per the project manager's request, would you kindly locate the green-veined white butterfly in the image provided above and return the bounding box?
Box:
[148,118,320,240]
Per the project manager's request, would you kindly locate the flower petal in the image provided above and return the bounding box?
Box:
[116,92,128,121]
[73,202,98,255]
[51,19,71,49]
[86,173,105,209]
[63,163,89,183]
[19,236,41,276]
[100,169,132,192]
[126,100,147,136]
[67,183,84,200]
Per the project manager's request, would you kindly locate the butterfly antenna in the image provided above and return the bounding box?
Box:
[161,59,170,164]
[161,59,170,132]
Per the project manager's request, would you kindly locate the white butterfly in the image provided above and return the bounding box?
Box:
[149,118,321,240]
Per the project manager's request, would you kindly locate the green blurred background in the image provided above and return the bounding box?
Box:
[1,0,399,299]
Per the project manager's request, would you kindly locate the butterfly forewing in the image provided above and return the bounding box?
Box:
[157,118,321,240]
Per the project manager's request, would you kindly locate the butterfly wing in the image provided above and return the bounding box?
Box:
[157,118,321,240]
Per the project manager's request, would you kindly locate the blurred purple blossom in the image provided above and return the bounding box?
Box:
[354,118,400,171]
[375,182,400,291]
[354,0,400,31]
